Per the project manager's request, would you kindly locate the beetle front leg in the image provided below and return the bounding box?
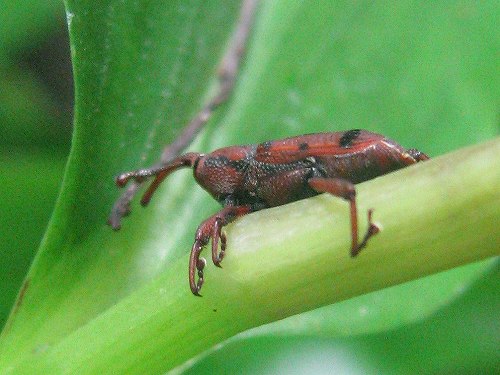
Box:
[189,241,206,296]
[308,177,380,257]
[189,205,252,296]
[212,218,227,267]
[114,153,201,209]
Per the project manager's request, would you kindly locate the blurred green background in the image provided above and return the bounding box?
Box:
[0,0,498,373]
[0,1,72,328]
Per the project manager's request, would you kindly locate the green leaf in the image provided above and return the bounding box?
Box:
[1,0,498,373]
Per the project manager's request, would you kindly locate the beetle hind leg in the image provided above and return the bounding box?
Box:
[352,208,379,256]
[308,177,380,257]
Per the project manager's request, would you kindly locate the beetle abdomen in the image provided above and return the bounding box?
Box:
[315,134,425,183]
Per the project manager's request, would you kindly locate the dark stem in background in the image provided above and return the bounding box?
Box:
[108,0,260,229]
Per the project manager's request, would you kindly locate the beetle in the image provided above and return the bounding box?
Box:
[115,129,429,296]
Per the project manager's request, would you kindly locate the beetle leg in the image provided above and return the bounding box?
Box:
[115,153,201,207]
[212,218,227,267]
[308,177,380,257]
[189,240,207,296]
[189,205,252,296]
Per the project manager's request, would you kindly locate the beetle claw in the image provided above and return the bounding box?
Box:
[213,250,225,268]
[351,209,380,257]
[214,249,225,267]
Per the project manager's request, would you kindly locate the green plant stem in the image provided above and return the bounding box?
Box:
[4,138,499,373]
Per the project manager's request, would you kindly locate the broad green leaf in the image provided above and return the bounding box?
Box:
[1,0,244,364]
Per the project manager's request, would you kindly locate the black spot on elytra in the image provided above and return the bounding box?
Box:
[299,142,309,151]
[339,129,361,148]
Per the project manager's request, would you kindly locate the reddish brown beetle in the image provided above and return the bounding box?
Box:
[115,129,429,296]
